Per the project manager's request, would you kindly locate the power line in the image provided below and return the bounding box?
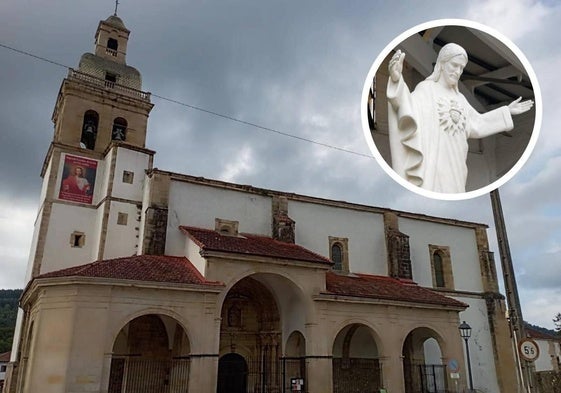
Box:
[0,41,374,159]
[151,93,373,158]
[0,43,71,69]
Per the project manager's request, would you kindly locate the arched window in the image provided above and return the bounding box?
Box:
[80,110,99,150]
[332,243,343,271]
[112,117,127,141]
[433,252,445,288]
[107,38,118,51]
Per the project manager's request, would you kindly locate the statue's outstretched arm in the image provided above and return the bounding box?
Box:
[508,97,534,116]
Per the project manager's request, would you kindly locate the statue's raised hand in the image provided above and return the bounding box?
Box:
[508,97,534,115]
[389,50,405,83]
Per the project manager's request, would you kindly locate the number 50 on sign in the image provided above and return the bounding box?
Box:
[518,338,539,362]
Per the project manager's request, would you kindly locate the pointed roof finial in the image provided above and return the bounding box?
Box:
[114,0,120,16]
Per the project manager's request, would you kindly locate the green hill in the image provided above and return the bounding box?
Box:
[0,289,23,353]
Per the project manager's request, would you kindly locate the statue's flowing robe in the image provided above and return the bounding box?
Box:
[387,77,513,193]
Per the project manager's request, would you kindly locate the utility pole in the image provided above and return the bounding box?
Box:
[490,189,533,392]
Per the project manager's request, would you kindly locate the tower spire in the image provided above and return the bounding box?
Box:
[114,0,119,16]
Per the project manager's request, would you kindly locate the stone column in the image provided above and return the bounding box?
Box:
[187,355,218,393]
[305,322,333,393]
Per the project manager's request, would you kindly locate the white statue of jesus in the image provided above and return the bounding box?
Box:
[387,43,533,193]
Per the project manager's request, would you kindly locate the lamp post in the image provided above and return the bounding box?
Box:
[459,321,474,392]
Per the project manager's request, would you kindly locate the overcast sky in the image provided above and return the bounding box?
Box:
[0,0,559,330]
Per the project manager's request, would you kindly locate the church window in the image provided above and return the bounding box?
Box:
[80,110,99,150]
[117,212,128,226]
[433,252,445,287]
[112,117,127,141]
[70,231,85,248]
[332,243,343,270]
[329,236,349,272]
[429,245,455,290]
[122,170,134,184]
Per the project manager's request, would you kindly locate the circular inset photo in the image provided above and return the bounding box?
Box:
[361,19,541,200]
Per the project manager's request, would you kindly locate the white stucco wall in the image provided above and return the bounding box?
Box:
[41,203,98,274]
[93,154,110,205]
[455,296,501,393]
[398,218,483,292]
[534,339,552,371]
[112,147,150,202]
[165,181,272,256]
[184,237,206,276]
[102,201,140,260]
[39,159,52,205]
[289,201,386,275]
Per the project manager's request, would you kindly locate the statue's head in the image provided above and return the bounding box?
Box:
[426,43,468,89]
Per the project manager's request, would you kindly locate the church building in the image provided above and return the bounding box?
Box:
[4,14,519,393]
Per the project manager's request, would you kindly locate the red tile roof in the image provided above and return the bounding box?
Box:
[0,351,10,362]
[526,325,560,340]
[38,255,222,286]
[325,272,467,308]
[179,226,332,265]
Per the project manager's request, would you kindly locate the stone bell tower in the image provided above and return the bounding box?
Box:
[25,13,155,280]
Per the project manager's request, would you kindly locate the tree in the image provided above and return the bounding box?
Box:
[554,313,561,333]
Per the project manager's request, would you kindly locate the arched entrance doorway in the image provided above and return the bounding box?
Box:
[217,353,248,393]
[332,323,382,393]
[284,331,306,392]
[218,276,282,393]
[108,314,190,393]
[403,327,447,393]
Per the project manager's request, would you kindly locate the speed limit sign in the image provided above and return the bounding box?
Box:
[518,338,540,362]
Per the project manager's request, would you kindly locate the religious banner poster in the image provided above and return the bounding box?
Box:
[58,155,97,204]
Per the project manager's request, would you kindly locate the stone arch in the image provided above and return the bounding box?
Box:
[107,307,193,353]
[332,323,383,393]
[285,330,306,357]
[218,275,281,392]
[402,326,448,393]
[283,330,307,391]
[330,318,385,357]
[107,313,191,393]
[216,269,315,332]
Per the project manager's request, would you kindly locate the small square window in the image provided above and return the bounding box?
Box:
[122,171,134,184]
[70,232,85,248]
[117,212,128,226]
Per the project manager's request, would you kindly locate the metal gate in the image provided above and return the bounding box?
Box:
[332,358,383,393]
[404,362,448,393]
[108,357,190,393]
[419,364,447,393]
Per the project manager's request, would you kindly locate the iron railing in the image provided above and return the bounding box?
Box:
[108,357,190,393]
[332,357,383,393]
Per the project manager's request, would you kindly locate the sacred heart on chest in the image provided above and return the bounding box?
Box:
[437,98,467,135]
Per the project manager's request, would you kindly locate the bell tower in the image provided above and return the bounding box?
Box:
[25,13,155,280]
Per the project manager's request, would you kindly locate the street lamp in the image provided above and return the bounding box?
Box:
[459,321,474,392]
